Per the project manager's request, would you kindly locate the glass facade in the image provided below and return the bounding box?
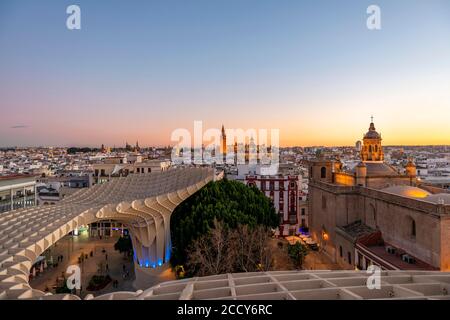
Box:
[0,184,36,213]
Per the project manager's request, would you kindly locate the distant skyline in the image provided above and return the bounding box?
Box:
[1,0,450,147]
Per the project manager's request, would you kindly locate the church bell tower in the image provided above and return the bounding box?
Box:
[361,117,384,162]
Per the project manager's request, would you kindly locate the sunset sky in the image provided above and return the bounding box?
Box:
[1,0,450,147]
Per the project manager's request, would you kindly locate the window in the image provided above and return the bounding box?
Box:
[347,252,352,265]
[339,246,343,257]
[411,219,416,238]
[320,167,327,179]
[301,208,305,216]
[322,195,327,209]
[368,204,377,229]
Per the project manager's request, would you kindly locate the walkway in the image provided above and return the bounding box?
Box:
[29,233,135,298]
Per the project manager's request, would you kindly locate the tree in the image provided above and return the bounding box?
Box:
[170,179,278,268]
[185,220,277,277]
[186,219,235,276]
[288,242,309,269]
[231,224,274,272]
[114,235,133,257]
[55,279,72,294]
[67,147,100,154]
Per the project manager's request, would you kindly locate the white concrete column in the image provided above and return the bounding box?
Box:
[10,188,13,211]
[23,186,26,208]
[34,185,37,206]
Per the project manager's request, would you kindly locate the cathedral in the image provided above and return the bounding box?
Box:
[308,119,450,271]
[219,125,273,164]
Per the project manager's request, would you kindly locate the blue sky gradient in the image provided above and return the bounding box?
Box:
[1,0,450,146]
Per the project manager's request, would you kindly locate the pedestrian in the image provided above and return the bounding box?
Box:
[122,264,126,272]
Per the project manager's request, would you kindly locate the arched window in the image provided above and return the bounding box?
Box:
[320,167,327,179]
[411,219,416,237]
[375,145,378,152]
[406,216,416,238]
[369,145,372,153]
[368,204,377,229]
[322,195,327,209]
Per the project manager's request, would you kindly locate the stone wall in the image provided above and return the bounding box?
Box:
[309,180,449,269]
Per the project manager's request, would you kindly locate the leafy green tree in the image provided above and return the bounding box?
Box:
[55,279,72,294]
[67,147,99,154]
[114,235,133,256]
[170,179,278,267]
[288,242,309,269]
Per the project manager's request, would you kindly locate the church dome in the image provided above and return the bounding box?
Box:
[381,185,431,199]
[364,122,381,139]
